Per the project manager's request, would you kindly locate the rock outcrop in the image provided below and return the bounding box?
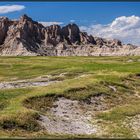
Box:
[0,14,140,56]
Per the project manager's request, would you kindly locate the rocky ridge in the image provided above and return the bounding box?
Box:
[0,14,140,56]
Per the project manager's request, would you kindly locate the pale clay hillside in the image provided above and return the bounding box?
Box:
[0,14,140,56]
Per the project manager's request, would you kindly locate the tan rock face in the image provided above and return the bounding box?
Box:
[80,32,96,45]
[0,14,139,56]
[0,17,12,45]
[45,25,62,46]
[61,23,80,44]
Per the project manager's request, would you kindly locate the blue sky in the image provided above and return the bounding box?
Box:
[0,2,140,26]
[0,2,140,45]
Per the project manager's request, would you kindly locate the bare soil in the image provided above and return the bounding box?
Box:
[38,96,108,135]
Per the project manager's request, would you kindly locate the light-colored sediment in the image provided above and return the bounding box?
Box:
[124,115,140,138]
[38,97,106,135]
[0,74,63,89]
[0,73,88,90]
[0,80,59,90]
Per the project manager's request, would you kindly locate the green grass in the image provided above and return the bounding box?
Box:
[0,56,140,138]
[0,56,140,82]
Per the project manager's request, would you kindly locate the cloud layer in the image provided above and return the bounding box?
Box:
[80,15,140,46]
[0,5,25,14]
[39,21,63,27]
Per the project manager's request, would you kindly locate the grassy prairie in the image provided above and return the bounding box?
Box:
[0,56,140,138]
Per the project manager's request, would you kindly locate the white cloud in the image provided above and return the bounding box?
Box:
[0,5,25,14]
[80,15,140,46]
[39,21,63,27]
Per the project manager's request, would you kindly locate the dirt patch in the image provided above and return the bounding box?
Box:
[130,115,140,138]
[0,73,68,90]
[34,93,111,135]
[124,115,140,138]
[24,93,109,135]
[39,97,100,135]
[0,80,59,90]
[127,59,133,63]
[0,73,88,90]
[82,94,110,111]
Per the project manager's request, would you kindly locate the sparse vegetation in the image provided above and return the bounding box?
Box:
[0,56,140,138]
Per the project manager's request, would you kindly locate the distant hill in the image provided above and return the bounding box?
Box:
[0,14,140,56]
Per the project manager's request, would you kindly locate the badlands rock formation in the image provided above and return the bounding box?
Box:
[0,14,140,56]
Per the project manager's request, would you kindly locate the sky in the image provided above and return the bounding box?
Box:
[0,2,140,45]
